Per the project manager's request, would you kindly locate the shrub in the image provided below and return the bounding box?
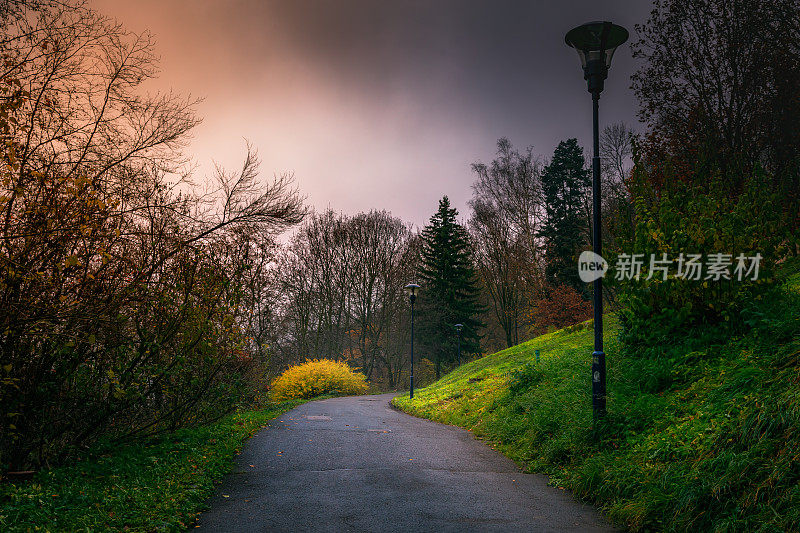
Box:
[532,284,592,335]
[269,359,368,401]
[609,162,786,353]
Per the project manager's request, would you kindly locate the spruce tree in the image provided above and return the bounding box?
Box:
[538,138,591,296]
[418,196,484,378]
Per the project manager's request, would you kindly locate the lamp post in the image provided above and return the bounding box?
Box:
[404,283,420,399]
[565,21,628,419]
[454,323,463,366]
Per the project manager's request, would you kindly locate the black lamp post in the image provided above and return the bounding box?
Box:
[404,283,420,398]
[565,21,628,419]
[454,323,463,366]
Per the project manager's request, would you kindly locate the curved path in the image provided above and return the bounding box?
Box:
[196,393,614,532]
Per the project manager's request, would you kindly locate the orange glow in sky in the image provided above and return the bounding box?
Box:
[90,0,650,228]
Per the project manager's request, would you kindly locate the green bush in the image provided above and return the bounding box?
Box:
[610,163,787,353]
[269,359,368,401]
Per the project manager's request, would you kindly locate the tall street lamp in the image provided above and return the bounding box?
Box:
[565,21,628,419]
[454,323,463,366]
[404,283,420,399]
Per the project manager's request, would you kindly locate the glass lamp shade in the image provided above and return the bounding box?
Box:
[565,21,629,68]
[404,283,420,297]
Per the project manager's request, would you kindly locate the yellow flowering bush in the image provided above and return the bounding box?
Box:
[269,359,368,401]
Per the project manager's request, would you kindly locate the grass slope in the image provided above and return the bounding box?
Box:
[393,272,800,532]
[0,399,306,532]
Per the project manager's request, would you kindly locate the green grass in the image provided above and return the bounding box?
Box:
[393,271,800,532]
[0,399,309,532]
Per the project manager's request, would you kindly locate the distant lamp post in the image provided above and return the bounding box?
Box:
[565,21,628,419]
[454,324,463,366]
[404,283,420,399]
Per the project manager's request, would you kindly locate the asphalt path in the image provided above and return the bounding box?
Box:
[195,393,615,532]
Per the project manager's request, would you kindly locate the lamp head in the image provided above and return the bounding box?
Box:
[454,323,463,333]
[404,283,420,301]
[565,21,628,94]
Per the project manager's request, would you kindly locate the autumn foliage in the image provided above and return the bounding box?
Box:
[269,359,368,402]
[532,284,592,334]
[0,3,303,470]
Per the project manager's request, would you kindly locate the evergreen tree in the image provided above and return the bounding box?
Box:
[538,139,591,296]
[418,196,484,379]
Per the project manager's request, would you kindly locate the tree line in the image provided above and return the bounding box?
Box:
[258,129,629,384]
[263,209,417,388]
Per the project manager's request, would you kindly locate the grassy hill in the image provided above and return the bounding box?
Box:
[393,270,800,531]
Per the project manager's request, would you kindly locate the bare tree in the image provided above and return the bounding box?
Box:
[469,138,544,348]
[600,122,634,195]
[266,210,416,388]
[347,211,413,382]
[470,199,524,348]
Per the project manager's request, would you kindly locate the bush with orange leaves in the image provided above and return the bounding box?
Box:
[269,359,369,401]
[532,284,592,334]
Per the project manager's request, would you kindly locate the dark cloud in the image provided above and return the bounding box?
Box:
[92,0,654,227]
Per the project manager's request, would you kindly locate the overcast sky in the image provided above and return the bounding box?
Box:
[91,0,655,228]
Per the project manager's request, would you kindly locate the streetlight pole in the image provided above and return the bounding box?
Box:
[591,79,605,418]
[405,283,420,398]
[565,21,628,420]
